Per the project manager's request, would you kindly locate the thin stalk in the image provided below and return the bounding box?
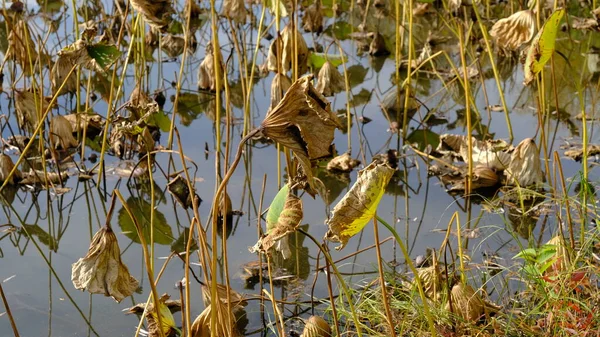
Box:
[373,215,396,337]
[0,282,20,337]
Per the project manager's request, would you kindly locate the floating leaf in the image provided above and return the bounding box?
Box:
[308,53,346,69]
[260,75,342,193]
[71,225,139,302]
[325,161,395,250]
[324,21,353,40]
[118,197,173,245]
[406,129,440,151]
[523,8,565,85]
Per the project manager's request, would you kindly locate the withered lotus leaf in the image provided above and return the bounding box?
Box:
[490,10,535,51]
[71,226,139,302]
[250,192,303,257]
[266,23,309,74]
[200,282,247,308]
[0,154,21,184]
[437,134,512,171]
[50,115,78,149]
[198,43,224,91]
[15,88,50,132]
[415,265,445,301]
[326,152,360,172]
[221,0,249,24]
[302,2,323,33]
[325,161,395,250]
[261,75,342,188]
[6,17,50,75]
[269,73,292,110]
[300,315,331,337]
[445,283,485,322]
[505,138,544,187]
[316,61,345,97]
[191,299,242,337]
[129,0,174,31]
[51,56,78,96]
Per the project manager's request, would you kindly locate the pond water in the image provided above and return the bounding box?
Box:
[1,0,599,336]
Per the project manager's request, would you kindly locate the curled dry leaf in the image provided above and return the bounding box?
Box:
[300,316,331,337]
[546,234,570,274]
[62,113,104,135]
[250,186,303,258]
[446,283,485,322]
[437,134,512,171]
[523,8,565,85]
[50,115,78,149]
[267,23,309,74]
[327,153,360,172]
[222,0,249,24]
[6,17,50,75]
[316,61,345,97]
[129,0,174,31]
[200,282,247,308]
[0,154,21,184]
[198,43,224,91]
[20,170,68,186]
[145,294,178,337]
[490,10,535,51]
[564,144,600,161]
[415,265,445,301]
[190,301,242,337]
[51,56,78,96]
[270,73,292,110]
[15,88,50,132]
[302,2,323,33]
[160,34,187,58]
[57,39,117,73]
[325,161,395,250]
[261,75,342,191]
[71,225,139,302]
[505,138,544,187]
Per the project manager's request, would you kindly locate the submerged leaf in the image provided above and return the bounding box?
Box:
[261,75,342,192]
[325,161,395,250]
[71,226,139,302]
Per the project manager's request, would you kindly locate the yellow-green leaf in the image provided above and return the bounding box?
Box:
[325,161,395,250]
[523,8,565,85]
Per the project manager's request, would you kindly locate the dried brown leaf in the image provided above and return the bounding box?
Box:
[564,144,600,161]
[326,153,360,172]
[130,0,174,30]
[445,283,485,322]
[270,73,292,110]
[267,23,309,74]
[300,316,331,337]
[222,0,249,24]
[490,10,535,51]
[0,154,21,184]
[51,56,78,96]
[261,75,342,191]
[505,138,544,187]
[50,115,78,149]
[316,61,345,97]
[302,3,323,33]
[15,88,50,132]
[198,43,224,91]
[71,226,139,302]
